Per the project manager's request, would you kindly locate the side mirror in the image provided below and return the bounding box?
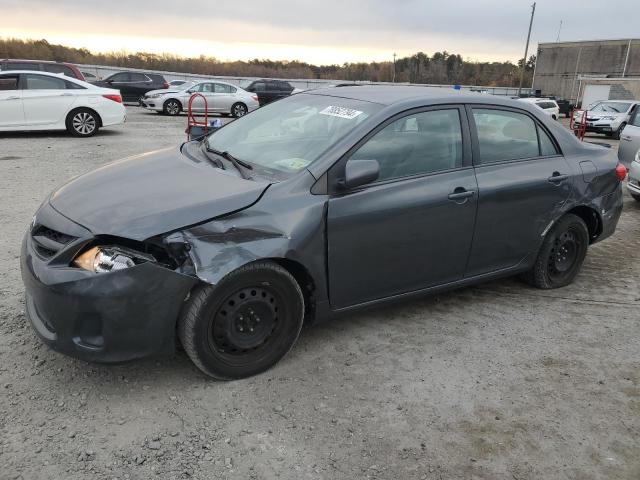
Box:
[342,159,380,189]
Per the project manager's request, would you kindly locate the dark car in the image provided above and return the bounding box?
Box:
[0,59,85,81]
[21,86,625,380]
[93,71,169,103]
[244,79,294,106]
[554,98,573,118]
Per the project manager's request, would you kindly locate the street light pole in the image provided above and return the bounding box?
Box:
[518,2,536,96]
[393,53,397,83]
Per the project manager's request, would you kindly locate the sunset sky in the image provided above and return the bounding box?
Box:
[3,0,639,65]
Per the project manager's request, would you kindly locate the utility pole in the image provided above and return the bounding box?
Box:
[556,20,562,42]
[518,2,536,96]
[393,53,397,83]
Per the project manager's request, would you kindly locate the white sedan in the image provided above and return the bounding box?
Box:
[518,97,560,120]
[0,70,126,137]
[142,80,259,118]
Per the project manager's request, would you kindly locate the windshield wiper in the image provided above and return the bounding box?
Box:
[201,143,226,170]
[205,146,253,179]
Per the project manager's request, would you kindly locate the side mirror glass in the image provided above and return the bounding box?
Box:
[343,159,380,189]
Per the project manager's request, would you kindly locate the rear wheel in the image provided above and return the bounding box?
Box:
[631,193,640,202]
[65,108,100,137]
[521,214,589,289]
[163,99,182,116]
[178,261,304,380]
[231,102,248,118]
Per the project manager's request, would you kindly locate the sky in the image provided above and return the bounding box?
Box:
[3,0,640,65]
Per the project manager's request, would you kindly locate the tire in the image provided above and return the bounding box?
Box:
[521,214,589,289]
[231,102,248,118]
[163,99,182,116]
[552,114,557,121]
[137,96,145,107]
[65,108,100,137]
[613,122,626,140]
[178,261,304,380]
[631,193,640,202]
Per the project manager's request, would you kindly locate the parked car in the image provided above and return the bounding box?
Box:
[80,71,100,82]
[554,98,573,118]
[0,70,125,136]
[1,59,85,81]
[92,71,168,103]
[142,80,259,117]
[618,108,640,201]
[243,79,294,106]
[21,86,624,379]
[167,80,195,89]
[573,100,640,139]
[518,97,560,120]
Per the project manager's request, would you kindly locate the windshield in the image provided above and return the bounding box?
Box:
[591,101,632,113]
[205,94,381,176]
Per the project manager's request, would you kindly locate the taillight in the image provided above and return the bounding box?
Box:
[102,94,122,103]
[163,82,169,89]
[615,163,627,181]
[251,95,259,102]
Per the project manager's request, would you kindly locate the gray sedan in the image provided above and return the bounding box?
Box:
[22,87,624,379]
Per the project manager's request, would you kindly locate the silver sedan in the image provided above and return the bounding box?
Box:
[618,110,640,201]
[142,81,259,117]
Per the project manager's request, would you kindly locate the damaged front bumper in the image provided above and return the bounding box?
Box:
[20,204,197,363]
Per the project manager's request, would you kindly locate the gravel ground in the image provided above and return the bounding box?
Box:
[0,108,639,480]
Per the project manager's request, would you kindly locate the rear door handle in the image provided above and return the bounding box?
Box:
[448,188,476,202]
[548,173,569,184]
[60,93,74,96]
[4,96,20,100]
[621,135,633,141]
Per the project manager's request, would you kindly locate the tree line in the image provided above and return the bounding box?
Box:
[1,38,535,86]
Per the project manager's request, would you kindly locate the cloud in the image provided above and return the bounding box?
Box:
[3,0,640,64]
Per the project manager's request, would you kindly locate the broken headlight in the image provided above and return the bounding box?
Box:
[73,246,154,273]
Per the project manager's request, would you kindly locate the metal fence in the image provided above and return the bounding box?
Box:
[76,63,532,96]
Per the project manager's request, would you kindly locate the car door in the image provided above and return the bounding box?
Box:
[22,73,78,126]
[619,108,640,168]
[465,106,572,277]
[0,73,24,127]
[327,106,478,309]
[128,73,153,101]
[213,83,236,112]
[104,72,131,100]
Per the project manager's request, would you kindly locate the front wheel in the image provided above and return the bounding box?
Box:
[178,261,304,380]
[613,122,627,140]
[231,102,248,118]
[521,214,589,289]
[66,109,100,137]
[163,99,182,116]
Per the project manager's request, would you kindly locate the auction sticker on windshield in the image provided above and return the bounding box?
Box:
[319,106,363,120]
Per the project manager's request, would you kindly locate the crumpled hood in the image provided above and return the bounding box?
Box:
[50,146,271,240]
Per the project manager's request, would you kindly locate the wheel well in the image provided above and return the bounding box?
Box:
[269,258,316,322]
[66,107,102,127]
[567,205,602,242]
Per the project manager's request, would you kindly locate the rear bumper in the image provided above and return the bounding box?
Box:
[100,104,127,127]
[592,187,623,244]
[21,204,197,363]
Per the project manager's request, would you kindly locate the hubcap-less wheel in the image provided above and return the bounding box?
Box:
[548,230,579,281]
[165,100,181,116]
[72,112,96,136]
[232,103,247,118]
[210,286,280,357]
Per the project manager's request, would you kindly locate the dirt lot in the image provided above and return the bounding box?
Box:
[1,108,639,480]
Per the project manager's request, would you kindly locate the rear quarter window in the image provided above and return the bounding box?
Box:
[0,75,19,90]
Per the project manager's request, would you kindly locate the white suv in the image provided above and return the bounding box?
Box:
[518,97,560,120]
[573,100,640,139]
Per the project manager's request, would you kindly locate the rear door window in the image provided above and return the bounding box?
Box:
[0,74,19,90]
[24,73,67,90]
[472,109,541,163]
[214,83,235,94]
[109,73,130,82]
[129,73,148,82]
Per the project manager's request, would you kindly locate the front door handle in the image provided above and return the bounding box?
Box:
[60,93,74,96]
[4,96,20,100]
[548,172,569,184]
[448,188,476,202]
[621,135,633,142]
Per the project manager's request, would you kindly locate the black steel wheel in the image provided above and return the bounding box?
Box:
[65,108,100,137]
[521,213,589,289]
[163,99,182,116]
[231,102,248,118]
[178,261,304,380]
